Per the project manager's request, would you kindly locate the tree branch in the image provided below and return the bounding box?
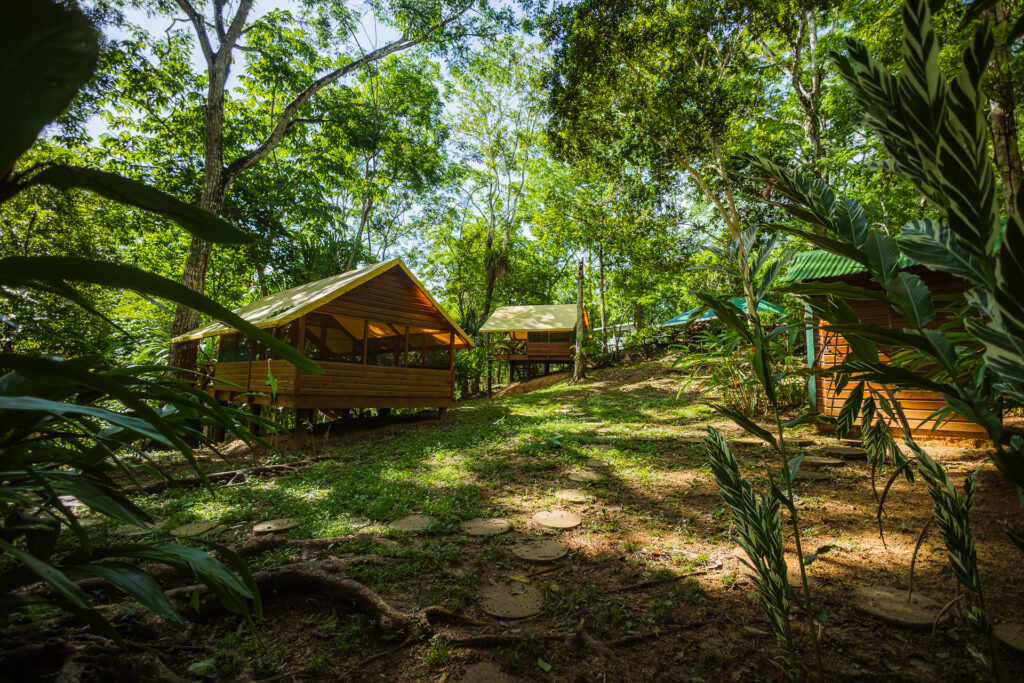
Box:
[223,0,474,185]
[174,0,214,66]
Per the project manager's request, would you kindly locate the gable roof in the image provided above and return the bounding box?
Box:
[173,258,473,346]
[479,304,589,333]
[779,249,916,283]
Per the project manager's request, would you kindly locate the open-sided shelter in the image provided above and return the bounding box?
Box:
[781,250,986,439]
[173,258,473,420]
[480,304,589,380]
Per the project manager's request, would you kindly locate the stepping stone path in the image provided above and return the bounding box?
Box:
[732,438,766,447]
[478,582,544,619]
[532,509,582,529]
[253,518,301,535]
[795,469,829,481]
[589,443,615,451]
[585,457,609,468]
[995,623,1024,655]
[457,662,523,683]
[568,470,603,483]
[676,437,703,444]
[460,518,511,537]
[555,489,590,503]
[790,438,816,447]
[801,455,846,468]
[853,586,947,629]
[170,521,220,538]
[511,538,569,563]
[389,514,438,532]
[826,446,867,460]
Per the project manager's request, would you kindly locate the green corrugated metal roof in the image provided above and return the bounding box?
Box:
[663,298,787,326]
[779,249,915,282]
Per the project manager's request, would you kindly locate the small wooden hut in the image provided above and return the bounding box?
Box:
[173,258,473,421]
[480,304,589,382]
[782,250,987,439]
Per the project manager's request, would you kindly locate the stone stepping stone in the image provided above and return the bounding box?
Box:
[567,470,603,483]
[511,538,569,563]
[460,518,511,537]
[731,438,766,447]
[253,518,301,535]
[555,489,590,503]
[588,443,615,451]
[795,469,829,481]
[389,514,438,532]
[995,623,1024,655]
[585,457,609,468]
[170,521,221,538]
[532,509,582,529]
[478,582,544,619]
[826,446,867,460]
[457,661,523,683]
[790,438,816,447]
[838,438,861,446]
[676,437,703,444]
[853,586,947,629]
[801,456,846,468]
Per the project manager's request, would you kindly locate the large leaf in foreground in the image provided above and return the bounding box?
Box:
[0,3,97,173]
[0,257,321,375]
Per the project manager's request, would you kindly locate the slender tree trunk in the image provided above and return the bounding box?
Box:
[346,192,375,271]
[572,260,586,383]
[598,245,607,357]
[986,1,1023,216]
[481,217,498,326]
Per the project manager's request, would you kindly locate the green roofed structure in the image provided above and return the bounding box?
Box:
[662,298,787,327]
[782,249,985,439]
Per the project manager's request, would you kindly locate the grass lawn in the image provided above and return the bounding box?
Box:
[74,360,1024,680]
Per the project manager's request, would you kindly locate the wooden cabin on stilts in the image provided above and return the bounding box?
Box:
[173,258,473,440]
[479,304,590,395]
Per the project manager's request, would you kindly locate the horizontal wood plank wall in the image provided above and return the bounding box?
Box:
[294,362,453,409]
[527,341,574,361]
[319,268,455,331]
[814,269,987,438]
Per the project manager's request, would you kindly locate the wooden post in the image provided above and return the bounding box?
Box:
[572,260,586,383]
[487,332,493,397]
[403,325,409,367]
[294,315,306,397]
[362,319,369,364]
[247,401,261,437]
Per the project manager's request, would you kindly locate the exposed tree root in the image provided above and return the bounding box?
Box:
[125,455,336,494]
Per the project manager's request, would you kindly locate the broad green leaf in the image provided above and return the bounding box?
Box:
[29,166,254,245]
[0,395,171,446]
[0,257,321,375]
[0,2,98,173]
[83,561,184,627]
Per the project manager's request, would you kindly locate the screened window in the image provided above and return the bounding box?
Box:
[527,331,549,342]
[302,315,366,363]
[216,333,251,362]
[365,321,405,366]
[549,331,572,343]
[408,328,453,369]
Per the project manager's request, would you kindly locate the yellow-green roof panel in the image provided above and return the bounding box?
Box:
[480,304,589,333]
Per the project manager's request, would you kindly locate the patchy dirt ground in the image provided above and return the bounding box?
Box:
[5,360,1024,681]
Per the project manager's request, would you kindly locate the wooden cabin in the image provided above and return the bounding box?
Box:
[480,304,589,382]
[173,258,473,421]
[782,250,987,439]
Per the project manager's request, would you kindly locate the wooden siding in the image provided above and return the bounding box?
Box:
[318,268,456,331]
[527,341,574,362]
[813,269,988,438]
[209,360,452,410]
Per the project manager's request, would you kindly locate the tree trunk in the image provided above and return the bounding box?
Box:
[985,1,1023,216]
[598,245,607,357]
[481,218,498,326]
[572,261,586,383]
